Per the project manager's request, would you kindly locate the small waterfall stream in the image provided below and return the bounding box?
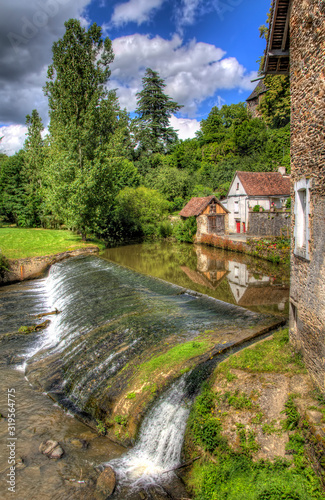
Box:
[108,376,191,490]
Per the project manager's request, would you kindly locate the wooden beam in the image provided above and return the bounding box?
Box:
[281,0,292,51]
[268,50,289,57]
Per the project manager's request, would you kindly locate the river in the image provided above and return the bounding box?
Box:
[0,242,289,499]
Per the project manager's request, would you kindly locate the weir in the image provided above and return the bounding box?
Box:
[0,252,286,498]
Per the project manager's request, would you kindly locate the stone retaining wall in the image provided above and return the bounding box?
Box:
[248,210,291,237]
[1,246,99,286]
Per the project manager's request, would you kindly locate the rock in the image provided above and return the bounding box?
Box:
[39,439,58,454]
[39,439,64,459]
[69,438,88,449]
[49,445,64,459]
[94,466,116,499]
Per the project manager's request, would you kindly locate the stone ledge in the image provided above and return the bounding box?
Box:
[1,246,99,286]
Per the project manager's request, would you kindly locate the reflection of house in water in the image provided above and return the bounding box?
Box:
[180,245,289,312]
[227,261,289,312]
[181,246,228,290]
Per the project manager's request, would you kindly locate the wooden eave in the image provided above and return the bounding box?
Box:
[263,0,292,75]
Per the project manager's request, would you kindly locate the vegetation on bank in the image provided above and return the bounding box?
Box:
[183,329,325,500]
[0,227,104,259]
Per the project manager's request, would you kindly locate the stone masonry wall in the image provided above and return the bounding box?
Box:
[247,210,291,237]
[290,0,325,390]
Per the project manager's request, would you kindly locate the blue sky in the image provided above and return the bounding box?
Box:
[0,0,270,154]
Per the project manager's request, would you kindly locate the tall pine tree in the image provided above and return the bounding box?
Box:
[134,68,182,164]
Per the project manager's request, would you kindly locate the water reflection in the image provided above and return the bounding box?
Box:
[102,242,289,316]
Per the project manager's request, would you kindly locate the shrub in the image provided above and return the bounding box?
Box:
[173,216,197,242]
[253,204,262,212]
[0,252,10,278]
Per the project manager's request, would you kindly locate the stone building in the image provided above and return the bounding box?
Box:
[246,80,268,118]
[179,196,229,241]
[264,0,325,390]
[223,169,290,234]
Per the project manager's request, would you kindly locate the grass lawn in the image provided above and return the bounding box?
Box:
[0,228,105,259]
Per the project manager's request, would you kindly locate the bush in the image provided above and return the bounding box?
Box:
[0,252,10,278]
[115,186,170,241]
[286,197,291,209]
[173,216,197,242]
[253,204,262,212]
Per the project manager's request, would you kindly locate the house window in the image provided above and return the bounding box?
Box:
[294,178,310,260]
[234,201,239,213]
[236,182,239,190]
[209,203,216,214]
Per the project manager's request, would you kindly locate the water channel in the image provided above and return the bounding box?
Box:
[0,242,289,499]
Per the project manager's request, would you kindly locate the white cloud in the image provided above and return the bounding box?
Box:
[111,0,166,27]
[0,125,27,156]
[109,34,256,116]
[169,115,200,140]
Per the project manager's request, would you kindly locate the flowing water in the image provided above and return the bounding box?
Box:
[0,244,288,498]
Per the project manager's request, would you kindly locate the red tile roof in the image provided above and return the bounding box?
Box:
[179,196,228,217]
[236,171,290,196]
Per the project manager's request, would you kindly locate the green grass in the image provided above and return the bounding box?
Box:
[0,228,105,259]
[216,329,306,375]
[137,340,210,380]
[186,385,324,500]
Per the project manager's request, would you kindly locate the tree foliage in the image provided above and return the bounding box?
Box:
[133,68,182,173]
[258,75,290,128]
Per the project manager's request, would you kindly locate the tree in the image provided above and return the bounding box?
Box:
[114,186,170,241]
[24,109,45,226]
[134,68,183,163]
[0,152,30,226]
[43,19,130,239]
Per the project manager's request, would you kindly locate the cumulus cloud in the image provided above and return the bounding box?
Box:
[111,0,166,27]
[169,115,200,140]
[0,0,91,126]
[109,34,256,116]
[0,125,28,156]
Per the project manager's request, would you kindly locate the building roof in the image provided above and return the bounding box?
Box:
[263,0,291,75]
[238,286,289,306]
[236,171,290,196]
[246,80,268,102]
[179,196,229,217]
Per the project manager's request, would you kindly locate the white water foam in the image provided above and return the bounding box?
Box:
[108,376,191,490]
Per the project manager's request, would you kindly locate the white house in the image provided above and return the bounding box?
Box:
[223,168,290,233]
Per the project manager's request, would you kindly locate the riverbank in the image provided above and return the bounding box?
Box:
[198,233,291,266]
[182,328,325,500]
[0,247,100,285]
[0,227,104,285]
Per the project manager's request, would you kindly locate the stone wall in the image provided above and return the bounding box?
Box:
[247,210,291,237]
[289,0,325,390]
[1,247,99,286]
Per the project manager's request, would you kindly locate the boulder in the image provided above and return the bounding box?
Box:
[94,466,116,499]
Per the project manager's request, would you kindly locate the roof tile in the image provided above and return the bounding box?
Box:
[237,171,290,196]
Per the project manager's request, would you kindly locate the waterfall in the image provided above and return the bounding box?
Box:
[108,376,191,490]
